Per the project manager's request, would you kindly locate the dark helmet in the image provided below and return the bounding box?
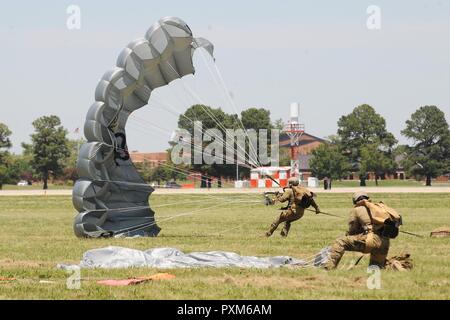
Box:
[352,191,369,205]
[288,177,300,187]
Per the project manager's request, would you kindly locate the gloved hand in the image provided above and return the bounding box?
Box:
[315,208,321,214]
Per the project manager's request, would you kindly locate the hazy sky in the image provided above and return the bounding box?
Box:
[1,0,449,154]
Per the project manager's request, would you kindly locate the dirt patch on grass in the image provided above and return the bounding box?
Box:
[0,259,50,268]
[208,274,329,290]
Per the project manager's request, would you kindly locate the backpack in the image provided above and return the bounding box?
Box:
[358,200,403,238]
[291,186,314,209]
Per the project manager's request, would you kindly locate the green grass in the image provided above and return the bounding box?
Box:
[0,193,449,300]
[328,179,450,188]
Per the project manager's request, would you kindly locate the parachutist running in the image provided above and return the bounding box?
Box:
[265,178,321,238]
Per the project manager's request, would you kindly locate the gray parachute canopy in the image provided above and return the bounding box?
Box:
[72,17,214,238]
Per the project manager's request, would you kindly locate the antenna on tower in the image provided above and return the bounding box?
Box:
[290,102,299,124]
[283,102,305,177]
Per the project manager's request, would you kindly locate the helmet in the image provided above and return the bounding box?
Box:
[352,191,369,205]
[288,177,299,186]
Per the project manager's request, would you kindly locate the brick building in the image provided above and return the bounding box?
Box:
[129,152,168,168]
[279,132,326,179]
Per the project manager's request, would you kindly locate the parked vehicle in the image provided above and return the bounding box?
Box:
[17,180,28,187]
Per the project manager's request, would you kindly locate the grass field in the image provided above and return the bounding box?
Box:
[0,193,449,300]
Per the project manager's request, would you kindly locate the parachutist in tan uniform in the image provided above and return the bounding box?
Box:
[325,192,392,270]
[265,178,321,238]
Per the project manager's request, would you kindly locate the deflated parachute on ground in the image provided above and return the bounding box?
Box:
[72,17,214,238]
[58,246,332,269]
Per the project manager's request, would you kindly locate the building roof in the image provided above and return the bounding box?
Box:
[130,152,168,163]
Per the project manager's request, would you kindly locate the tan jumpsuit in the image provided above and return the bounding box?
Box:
[266,187,320,237]
[325,206,390,269]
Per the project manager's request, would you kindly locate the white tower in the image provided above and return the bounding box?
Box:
[290,102,299,124]
[283,102,305,178]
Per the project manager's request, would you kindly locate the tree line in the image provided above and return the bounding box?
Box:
[0,109,285,189]
[0,116,81,189]
[309,105,450,186]
[0,104,448,189]
[134,105,289,187]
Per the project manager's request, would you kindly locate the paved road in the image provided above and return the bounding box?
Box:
[1,187,449,197]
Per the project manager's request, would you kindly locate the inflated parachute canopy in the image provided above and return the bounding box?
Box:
[73,17,214,238]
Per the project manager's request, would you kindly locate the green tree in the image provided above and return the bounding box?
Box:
[135,161,153,183]
[6,154,34,184]
[241,108,276,168]
[177,104,239,183]
[149,164,186,185]
[29,115,70,189]
[0,123,12,189]
[165,153,188,182]
[273,119,285,131]
[337,104,397,186]
[241,108,272,131]
[176,105,278,184]
[149,166,170,185]
[309,142,351,185]
[178,104,238,132]
[360,143,396,186]
[401,106,450,186]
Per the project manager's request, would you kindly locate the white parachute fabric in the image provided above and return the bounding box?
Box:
[59,246,331,269]
[80,247,305,269]
[73,17,214,238]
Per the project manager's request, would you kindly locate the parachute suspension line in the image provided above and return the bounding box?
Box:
[117,197,269,236]
[150,93,198,124]
[84,196,261,216]
[85,142,251,189]
[100,112,254,171]
[153,198,261,209]
[164,61,261,168]
[121,64,260,170]
[84,146,256,189]
[165,62,228,133]
[87,154,249,189]
[114,198,253,236]
[198,51,255,146]
[199,50,264,169]
[129,116,174,137]
[148,95,247,160]
[81,89,263,204]
[144,108,255,169]
[130,114,255,169]
[124,198,263,216]
[125,98,259,170]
